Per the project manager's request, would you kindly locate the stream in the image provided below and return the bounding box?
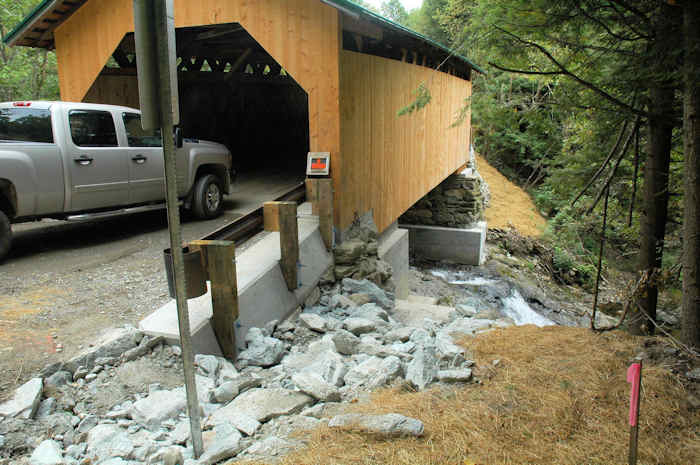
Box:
[428,268,558,327]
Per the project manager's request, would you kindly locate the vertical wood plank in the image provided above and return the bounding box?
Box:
[317,178,334,250]
[277,202,299,291]
[263,202,281,232]
[189,240,238,360]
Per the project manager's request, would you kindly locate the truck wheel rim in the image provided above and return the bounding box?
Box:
[206,184,221,211]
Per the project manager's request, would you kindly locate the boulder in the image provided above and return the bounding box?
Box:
[385,327,414,343]
[210,388,313,423]
[292,372,341,402]
[0,377,43,419]
[343,356,402,388]
[238,328,285,367]
[86,424,134,461]
[328,413,424,437]
[298,313,328,333]
[130,389,187,430]
[405,346,438,390]
[342,279,394,310]
[45,371,72,388]
[195,354,220,378]
[445,318,493,336]
[437,369,473,383]
[330,294,357,310]
[331,329,360,355]
[198,430,243,465]
[344,317,378,336]
[243,436,298,459]
[334,240,367,265]
[65,326,141,373]
[348,293,371,306]
[29,439,64,465]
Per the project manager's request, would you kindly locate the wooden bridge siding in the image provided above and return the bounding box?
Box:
[338,50,471,233]
[54,0,341,183]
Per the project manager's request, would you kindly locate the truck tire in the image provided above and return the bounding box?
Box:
[0,211,11,262]
[192,174,224,219]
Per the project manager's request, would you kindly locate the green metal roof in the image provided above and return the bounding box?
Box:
[2,0,54,46]
[3,0,484,74]
[329,0,484,74]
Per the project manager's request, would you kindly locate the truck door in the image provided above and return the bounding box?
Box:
[66,109,129,211]
[120,112,165,203]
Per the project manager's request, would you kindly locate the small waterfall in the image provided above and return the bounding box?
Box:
[501,289,554,327]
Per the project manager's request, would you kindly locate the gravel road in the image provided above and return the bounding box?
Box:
[0,200,244,400]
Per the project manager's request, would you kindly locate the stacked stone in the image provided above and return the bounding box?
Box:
[332,218,393,290]
[400,172,486,228]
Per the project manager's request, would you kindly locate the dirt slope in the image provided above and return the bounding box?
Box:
[475,153,547,236]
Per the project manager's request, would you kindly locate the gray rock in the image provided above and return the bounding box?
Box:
[121,335,164,362]
[330,294,357,310]
[409,328,433,347]
[238,328,285,367]
[216,359,239,385]
[46,371,72,388]
[36,397,57,419]
[130,389,186,430]
[334,240,367,265]
[348,293,371,306]
[147,446,184,465]
[308,352,348,388]
[344,356,402,388]
[354,303,389,322]
[456,303,478,317]
[86,424,134,460]
[391,341,416,354]
[435,330,466,361]
[0,377,43,419]
[65,443,86,459]
[210,411,261,436]
[302,402,347,419]
[72,366,89,381]
[406,346,438,390]
[344,317,378,335]
[437,369,473,383]
[385,327,414,343]
[299,313,328,333]
[331,329,360,355]
[198,430,243,465]
[170,420,190,445]
[77,414,99,433]
[210,388,313,423]
[212,381,239,404]
[328,413,424,437]
[342,278,393,310]
[30,439,64,465]
[65,326,141,373]
[243,436,297,458]
[292,372,341,402]
[195,354,220,378]
[445,318,493,336]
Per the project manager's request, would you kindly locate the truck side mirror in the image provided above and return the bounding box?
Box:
[174,126,183,148]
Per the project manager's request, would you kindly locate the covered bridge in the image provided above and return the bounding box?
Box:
[4,0,482,237]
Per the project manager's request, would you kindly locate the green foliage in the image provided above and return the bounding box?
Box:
[398,82,432,116]
[0,0,60,101]
[380,0,409,24]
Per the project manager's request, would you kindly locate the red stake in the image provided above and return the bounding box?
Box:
[627,360,643,465]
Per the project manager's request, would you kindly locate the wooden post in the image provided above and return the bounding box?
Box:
[305,178,319,215]
[263,202,281,231]
[189,240,238,360]
[277,202,299,291]
[627,360,643,465]
[317,179,333,250]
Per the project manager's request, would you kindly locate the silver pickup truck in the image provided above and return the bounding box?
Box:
[0,101,234,261]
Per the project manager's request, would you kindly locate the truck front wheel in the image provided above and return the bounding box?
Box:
[0,211,11,262]
[192,174,224,219]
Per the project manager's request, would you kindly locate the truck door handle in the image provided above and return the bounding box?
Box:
[132,155,147,164]
[73,155,93,166]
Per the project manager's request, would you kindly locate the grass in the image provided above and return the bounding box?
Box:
[235,326,699,465]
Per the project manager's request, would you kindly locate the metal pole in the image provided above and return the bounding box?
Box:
[151,0,204,458]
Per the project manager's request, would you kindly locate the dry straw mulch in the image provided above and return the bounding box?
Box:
[236,326,699,465]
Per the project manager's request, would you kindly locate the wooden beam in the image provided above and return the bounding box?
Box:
[277,202,299,291]
[189,240,238,360]
[317,179,334,250]
[263,201,281,231]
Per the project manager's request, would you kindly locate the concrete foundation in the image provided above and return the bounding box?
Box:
[403,221,486,265]
[140,202,333,355]
[377,222,409,299]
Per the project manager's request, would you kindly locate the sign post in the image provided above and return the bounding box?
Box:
[133,0,204,458]
[627,360,642,465]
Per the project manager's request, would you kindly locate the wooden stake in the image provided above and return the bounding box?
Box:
[190,240,238,360]
[263,202,281,231]
[277,202,299,291]
[317,178,333,250]
[627,360,643,465]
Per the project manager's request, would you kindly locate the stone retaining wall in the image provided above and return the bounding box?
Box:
[400,171,487,228]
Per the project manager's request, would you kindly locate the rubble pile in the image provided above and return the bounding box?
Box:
[0,274,517,465]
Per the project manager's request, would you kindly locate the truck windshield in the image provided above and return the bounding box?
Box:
[0,107,53,143]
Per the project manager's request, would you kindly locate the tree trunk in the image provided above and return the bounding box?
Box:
[631,5,678,335]
[682,0,700,349]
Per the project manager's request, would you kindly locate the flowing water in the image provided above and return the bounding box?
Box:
[429,268,556,327]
